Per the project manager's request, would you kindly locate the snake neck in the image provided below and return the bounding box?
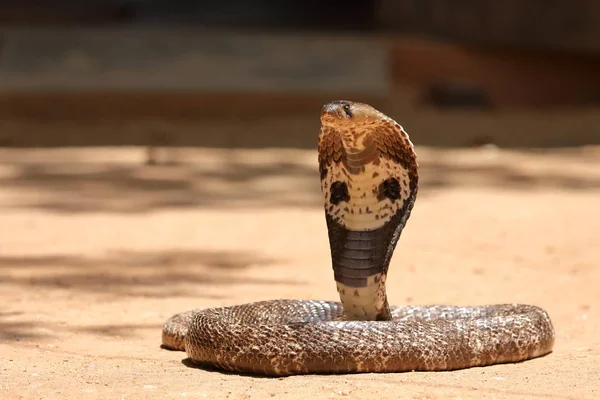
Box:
[336,271,392,321]
[318,101,418,322]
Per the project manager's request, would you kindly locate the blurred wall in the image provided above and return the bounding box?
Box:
[0,1,599,148]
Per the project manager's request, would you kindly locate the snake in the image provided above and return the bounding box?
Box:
[162,100,555,376]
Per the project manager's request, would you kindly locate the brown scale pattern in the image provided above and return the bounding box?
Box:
[162,101,555,376]
[318,126,345,177]
[163,300,555,376]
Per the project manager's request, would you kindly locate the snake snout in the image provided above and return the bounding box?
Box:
[321,100,354,124]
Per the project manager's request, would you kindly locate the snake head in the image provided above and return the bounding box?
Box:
[320,100,391,129]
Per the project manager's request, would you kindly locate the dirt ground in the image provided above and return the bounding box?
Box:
[1,145,599,400]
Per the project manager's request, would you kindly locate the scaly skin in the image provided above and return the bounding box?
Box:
[162,101,555,376]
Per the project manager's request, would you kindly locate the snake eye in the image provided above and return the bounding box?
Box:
[342,104,353,118]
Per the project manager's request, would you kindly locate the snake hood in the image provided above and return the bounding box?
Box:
[318,100,419,321]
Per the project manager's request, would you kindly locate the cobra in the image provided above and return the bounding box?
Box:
[162,100,555,376]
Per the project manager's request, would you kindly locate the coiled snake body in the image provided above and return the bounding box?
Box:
[162,101,555,376]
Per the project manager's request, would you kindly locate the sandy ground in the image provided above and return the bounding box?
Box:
[1,146,599,399]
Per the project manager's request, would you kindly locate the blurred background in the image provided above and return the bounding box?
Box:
[1,0,599,150]
[0,0,600,211]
